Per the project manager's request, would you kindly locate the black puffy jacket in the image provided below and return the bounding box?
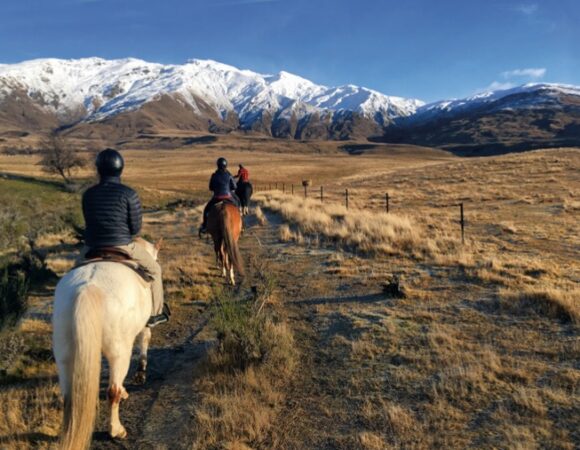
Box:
[82,176,142,247]
[209,169,237,197]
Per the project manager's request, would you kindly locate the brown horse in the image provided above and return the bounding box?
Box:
[207,202,244,285]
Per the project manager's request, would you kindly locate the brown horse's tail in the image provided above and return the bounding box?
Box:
[222,205,244,277]
[60,285,103,450]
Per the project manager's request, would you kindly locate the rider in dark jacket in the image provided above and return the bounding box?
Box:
[82,149,169,327]
[199,157,239,234]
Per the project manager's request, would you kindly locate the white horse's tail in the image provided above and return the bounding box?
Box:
[60,285,104,450]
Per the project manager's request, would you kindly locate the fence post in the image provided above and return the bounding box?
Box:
[282,183,285,193]
[345,189,349,209]
[320,186,324,203]
[291,184,294,195]
[386,193,390,213]
[460,202,465,244]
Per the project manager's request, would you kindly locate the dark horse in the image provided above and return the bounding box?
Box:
[235,181,253,216]
[207,202,244,285]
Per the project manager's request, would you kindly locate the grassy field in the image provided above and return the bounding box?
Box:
[0,137,577,449]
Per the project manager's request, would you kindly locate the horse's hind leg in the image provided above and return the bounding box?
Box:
[133,327,151,385]
[221,244,228,278]
[106,345,132,439]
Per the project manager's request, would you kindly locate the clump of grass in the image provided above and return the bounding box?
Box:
[0,382,62,447]
[210,288,268,371]
[360,398,424,448]
[499,287,579,323]
[192,276,297,449]
[254,206,267,226]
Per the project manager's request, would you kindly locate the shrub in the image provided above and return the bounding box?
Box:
[0,268,29,331]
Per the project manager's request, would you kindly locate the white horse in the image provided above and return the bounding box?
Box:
[52,237,160,449]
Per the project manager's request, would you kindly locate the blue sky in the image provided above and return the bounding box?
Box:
[1,0,579,102]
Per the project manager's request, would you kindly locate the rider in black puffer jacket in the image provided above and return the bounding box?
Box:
[81,148,169,327]
[82,175,142,248]
[199,157,239,234]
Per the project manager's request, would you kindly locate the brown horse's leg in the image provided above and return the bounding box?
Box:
[222,245,229,278]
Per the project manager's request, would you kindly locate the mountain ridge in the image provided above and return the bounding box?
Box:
[1,57,579,154]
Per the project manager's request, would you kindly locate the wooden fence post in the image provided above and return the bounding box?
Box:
[320,186,324,203]
[291,184,294,195]
[345,189,349,209]
[282,183,285,193]
[460,202,465,244]
[304,185,307,198]
[386,193,390,213]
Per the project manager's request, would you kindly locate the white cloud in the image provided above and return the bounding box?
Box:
[214,0,279,5]
[479,67,547,93]
[485,81,516,91]
[502,68,546,79]
[514,3,539,16]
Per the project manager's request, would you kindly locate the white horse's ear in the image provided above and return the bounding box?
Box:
[155,238,164,251]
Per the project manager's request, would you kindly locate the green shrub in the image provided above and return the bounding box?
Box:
[0,268,29,330]
[211,288,266,370]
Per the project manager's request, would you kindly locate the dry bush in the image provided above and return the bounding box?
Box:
[499,287,579,323]
[192,287,297,449]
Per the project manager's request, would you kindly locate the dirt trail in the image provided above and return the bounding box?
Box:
[87,205,367,448]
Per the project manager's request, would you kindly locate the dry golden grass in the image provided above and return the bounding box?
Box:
[256,191,461,259]
[191,318,297,449]
[499,286,580,324]
[0,140,578,448]
[0,383,61,449]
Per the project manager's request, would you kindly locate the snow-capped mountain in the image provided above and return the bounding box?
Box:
[0,57,423,139]
[1,57,579,153]
[405,83,580,124]
[382,83,580,155]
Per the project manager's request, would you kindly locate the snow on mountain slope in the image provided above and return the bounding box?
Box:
[408,83,580,123]
[0,57,423,127]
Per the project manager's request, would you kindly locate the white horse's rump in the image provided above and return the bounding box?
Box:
[53,240,157,449]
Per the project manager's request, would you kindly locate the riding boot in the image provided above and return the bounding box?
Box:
[147,303,171,328]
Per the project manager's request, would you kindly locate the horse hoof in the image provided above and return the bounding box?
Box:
[121,389,129,400]
[132,371,146,385]
[110,426,127,440]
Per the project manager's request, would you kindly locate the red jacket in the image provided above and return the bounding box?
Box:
[236,167,250,182]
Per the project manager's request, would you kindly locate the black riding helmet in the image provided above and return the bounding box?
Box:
[96,148,124,177]
[217,157,228,170]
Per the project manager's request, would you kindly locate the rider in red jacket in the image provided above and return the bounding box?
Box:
[235,164,250,183]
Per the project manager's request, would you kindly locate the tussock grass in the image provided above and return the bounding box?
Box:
[257,191,458,258]
[499,287,580,323]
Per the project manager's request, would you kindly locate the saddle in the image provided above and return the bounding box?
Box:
[75,247,154,282]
